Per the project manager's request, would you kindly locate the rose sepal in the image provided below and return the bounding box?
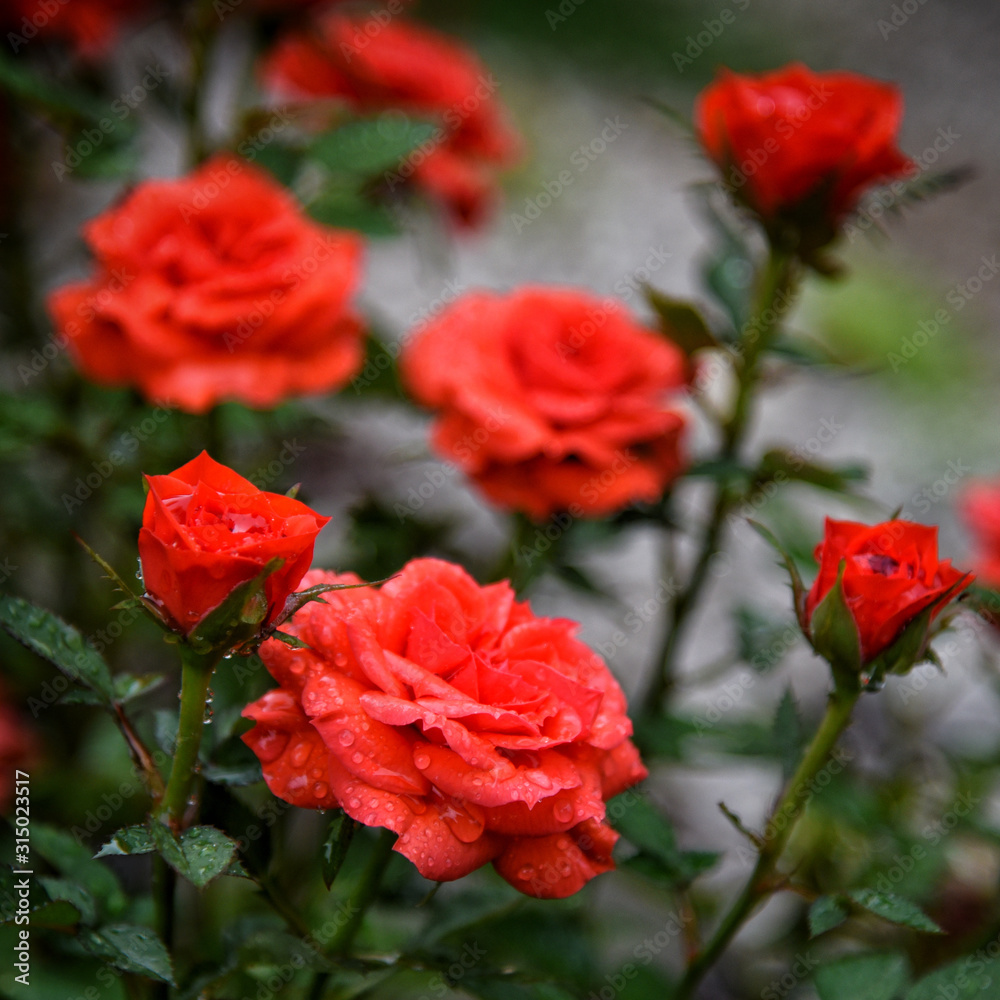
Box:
[807,560,863,684]
[862,571,976,688]
[180,557,285,657]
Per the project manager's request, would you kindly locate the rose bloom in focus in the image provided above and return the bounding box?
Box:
[401,286,688,521]
[47,155,365,414]
[695,64,912,249]
[805,518,971,664]
[243,559,647,898]
[139,452,330,635]
[261,10,521,227]
[959,480,1000,590]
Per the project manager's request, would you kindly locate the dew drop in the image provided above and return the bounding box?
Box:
[312,781,329,798]
[291,743,310,768]
[309,767,323,780]
[517,864,535,881]
[337,729,355,747]
[529,771,552,789]
[414,752,431,769]
[352,751,364,764]
[349,797,362,809]
[334,653,348,667]
[554,801,574,823]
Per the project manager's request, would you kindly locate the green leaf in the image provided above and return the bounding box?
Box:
[113,673,166,703]
[772,686,805,780]
[322,812,356,890]
[757,449,868,494]
[0,866,82,928]
[150,824,237,890]
[905,951,1000,1000]
[611,794,718,886]
[31,825,126,917]
[37,877,97,925]
[0,595,115,704]
[306,193,400,236]
[645,287,719,355]
[310,118,438,175]
[815,953,910,1000]
[746,520,809,629]
[95,825,155,859]
[848,889,943,934]
[80,924,175,984]
[464,977,580,1000]
[809,895,849,937]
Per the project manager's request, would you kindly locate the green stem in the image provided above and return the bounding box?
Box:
[183,0,219,166]
[673,682,861,999]
[306,830,397,1000]
[639,249,797,718]
[157,646,219,829]
[326,828,397,956]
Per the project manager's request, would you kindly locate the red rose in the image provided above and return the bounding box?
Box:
[804,518,971,664]
[959,481,1000,589]
[695,64,912,244]
[261,11,521,227]
[7,0,148,57]
[138,452,330,635]
[47,155,365,414]
[400,286,688,521]
[242,558,647,898]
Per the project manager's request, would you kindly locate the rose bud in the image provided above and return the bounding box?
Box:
[47,155,365,414]
[804,518,972,683]
[138,452,330,640]
[242,558,647,898]
[695,64,913,253]
[401,286,689,521]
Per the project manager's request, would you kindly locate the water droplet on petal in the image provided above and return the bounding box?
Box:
[529,771,552,789]
[349,797,361,809]
[313,781,329,799]
[352,751,364,764]
[338,729,355,747]
[291,744,310,768]
[554,801,574,823]
[518,864,535,881]
[414,752,431,769]
[334,653,348,667]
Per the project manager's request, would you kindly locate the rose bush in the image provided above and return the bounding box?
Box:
[695,63,912,248]
[804,518,971,665]
[401,286,688,521]
[139,452,330,635]
[242,558,647,898]
[47,155,365,413]
[261,10,521,226]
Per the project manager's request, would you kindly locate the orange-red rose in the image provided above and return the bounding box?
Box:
[805,518,971,664]
[139,452,330,635]
[261,11,521,227]
[695,64,912,244]
[401,286,688,521]
[242,558,647,898]
[47,155,365,414]
[959,481,1000,589]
